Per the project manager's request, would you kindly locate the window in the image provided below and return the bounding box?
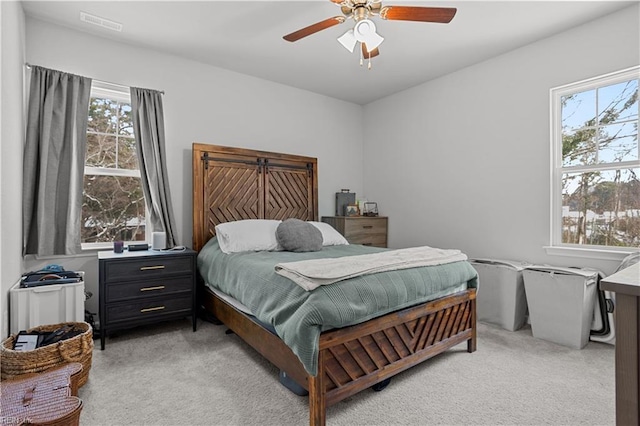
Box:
[550,67,639,254]
[82,82,147,247]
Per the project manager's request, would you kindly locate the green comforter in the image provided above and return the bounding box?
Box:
[197,238,478,376]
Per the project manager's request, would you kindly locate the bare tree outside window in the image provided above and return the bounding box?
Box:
[82,87,146,245]
[558,73,639,248]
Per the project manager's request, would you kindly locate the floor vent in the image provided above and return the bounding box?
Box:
[80,11,123,32]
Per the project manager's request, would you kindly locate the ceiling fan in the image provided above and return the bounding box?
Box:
[283,0,457,68]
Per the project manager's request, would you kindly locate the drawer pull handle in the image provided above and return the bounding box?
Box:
[140,306,165,313]
[362,225,373,229]
[140,285,165,292]
[140,265,165,271]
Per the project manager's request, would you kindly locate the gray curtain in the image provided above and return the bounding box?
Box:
[130,87,177,247]
[23,66,92,256]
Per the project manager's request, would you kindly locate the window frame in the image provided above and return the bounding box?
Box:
[548,66,640,260]
[81,82,148,250]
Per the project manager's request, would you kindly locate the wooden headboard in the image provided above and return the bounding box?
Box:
[192,143,318,251]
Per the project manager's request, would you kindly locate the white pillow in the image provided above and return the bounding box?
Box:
[308,221,349,246]
[215,219,281,254]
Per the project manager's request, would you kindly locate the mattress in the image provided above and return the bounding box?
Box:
[197,238,478,375]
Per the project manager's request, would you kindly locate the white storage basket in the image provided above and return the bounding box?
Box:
[9,272,85,335]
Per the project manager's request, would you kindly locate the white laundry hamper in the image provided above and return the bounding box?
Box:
[470,259,529,331]
[523,266,598,349]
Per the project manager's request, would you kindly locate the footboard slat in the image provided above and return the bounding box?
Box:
[434,306,453,342]
[425,310,444,346]
[451,302,465,334]
[458,302,471,334]
[344,340,374,375]
[416,313,436,350]
[372,331,398,364]
[443,304,460,337]
[383,327,411,358]
[393,324,414,354]
[357,336,384,370]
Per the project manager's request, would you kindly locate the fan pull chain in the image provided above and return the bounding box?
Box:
[368,55,372,70]
[359,45,364,67]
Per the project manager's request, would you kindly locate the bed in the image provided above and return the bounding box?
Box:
[192,143,478,425]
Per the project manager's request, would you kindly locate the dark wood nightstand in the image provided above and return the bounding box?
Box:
[98,248,197,350]
[321,216,388,248]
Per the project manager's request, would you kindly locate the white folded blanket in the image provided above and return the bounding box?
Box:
[275,246,468,291]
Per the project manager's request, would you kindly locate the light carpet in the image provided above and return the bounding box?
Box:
[79,319,614,425]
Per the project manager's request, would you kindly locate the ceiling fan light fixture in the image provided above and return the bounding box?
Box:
[362,32,383,51]
[337,29,357,52]
[353,19,384,51]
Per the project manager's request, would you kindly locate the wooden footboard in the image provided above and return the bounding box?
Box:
[312,288,476,425]
[202,285,476,426]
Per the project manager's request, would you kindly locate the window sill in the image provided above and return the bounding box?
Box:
[81,243,113,252]
[27,250,100,261]
[544,245,638,262]
[27,244,140,260]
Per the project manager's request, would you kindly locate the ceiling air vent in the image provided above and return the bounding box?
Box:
[79,11,123,32]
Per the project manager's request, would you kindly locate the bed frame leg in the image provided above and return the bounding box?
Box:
[467,298,477,353]
[309,352,326,426]
[467,336,477,353]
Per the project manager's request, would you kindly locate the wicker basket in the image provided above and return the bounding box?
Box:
[1,363,83,426]
[1,322,93,388]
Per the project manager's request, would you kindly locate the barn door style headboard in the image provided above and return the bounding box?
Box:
[192,143,318,251]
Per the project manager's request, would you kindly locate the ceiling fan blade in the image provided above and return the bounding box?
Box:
[283,16,346,42]
[362,43,380,59]
[379,6,457,23]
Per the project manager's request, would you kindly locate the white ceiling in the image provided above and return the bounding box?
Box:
[21,0,637,105]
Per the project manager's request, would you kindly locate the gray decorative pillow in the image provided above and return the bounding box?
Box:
[276,218,323,252]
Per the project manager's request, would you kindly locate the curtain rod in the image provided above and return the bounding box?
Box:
[24,63,165,95]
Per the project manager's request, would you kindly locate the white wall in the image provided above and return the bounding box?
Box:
[23,17,364,315]
[362,5,640,275]
[1,2,26,338]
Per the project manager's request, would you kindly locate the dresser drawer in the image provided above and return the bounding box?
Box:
[343,218,387,238]
[322,216,389,248]
[106,294,192,323]
[105,276,193,303]
[347,234,387,247]
[102,256,193,282]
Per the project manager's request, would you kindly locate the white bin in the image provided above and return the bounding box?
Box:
[523,267,597,349]
[9,273,85,335]
[470,259,529,331]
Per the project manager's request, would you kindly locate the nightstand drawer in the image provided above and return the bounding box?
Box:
[106,294,192,323]
[105,276,193,303]
[103,256,193,282]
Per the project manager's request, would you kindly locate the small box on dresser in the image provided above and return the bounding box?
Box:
[321,216,388,248]
[98,248,197,350]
